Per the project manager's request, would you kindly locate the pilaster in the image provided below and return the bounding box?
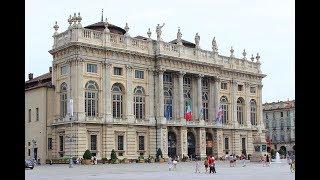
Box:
[156,126,168,159]
[178,71,186,123]
[126,65,134,123]
[104,62,112,122]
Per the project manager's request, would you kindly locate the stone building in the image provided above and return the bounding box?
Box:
[263,100,295,153]
[25,12,266,163]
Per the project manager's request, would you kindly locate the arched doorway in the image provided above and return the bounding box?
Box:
[168,132,177,158]
[206,132,213,156]
[187,132,196,158]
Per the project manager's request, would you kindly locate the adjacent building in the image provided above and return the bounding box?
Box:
[25,12,266,163]
[263,100,295,153]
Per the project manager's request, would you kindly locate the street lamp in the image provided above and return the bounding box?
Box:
[68,98,74,168]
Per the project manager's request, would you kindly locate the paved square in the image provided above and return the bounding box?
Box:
[26,160,295,180]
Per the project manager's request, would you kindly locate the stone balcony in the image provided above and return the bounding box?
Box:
[52,27,261,74]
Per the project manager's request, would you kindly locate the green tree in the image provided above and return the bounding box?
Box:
[156,148,163,161]
[278,148,285,156]
[110,149,117,163]
[83,150,92,160]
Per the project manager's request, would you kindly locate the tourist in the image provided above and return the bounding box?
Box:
[173,158,178,171]
[211,156,217,173]
[266,154,270,166]
[204,157,209,173]
[241,154,246,167]
[195,159,200,173]
[208,156,214,173]
[225,154,229,161]
[168,157,173,171]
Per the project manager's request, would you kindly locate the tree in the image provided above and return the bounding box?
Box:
[270,149,276,158]
[83,150,92,160]
[156,148,163,161]
[278,148,285,156]
[110,149,117,164]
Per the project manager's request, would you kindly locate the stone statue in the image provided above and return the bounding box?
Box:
[177,27,182,45]
[212,37,218,53]
[156,23,165,41]
[195,33,200,48]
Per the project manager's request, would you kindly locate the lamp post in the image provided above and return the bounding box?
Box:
[68,98,74,168]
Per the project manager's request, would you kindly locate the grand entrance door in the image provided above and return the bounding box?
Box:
[187,132,196,158]
[206,132,213,156]
[34,148,38,160]
[168,132,177,158]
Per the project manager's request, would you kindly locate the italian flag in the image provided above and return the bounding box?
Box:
[185,100,192,121]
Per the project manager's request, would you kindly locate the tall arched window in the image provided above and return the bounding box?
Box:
[134,86,145,119]
[85,81,99,117]
[220,96,228,124]
[112,83,123,119]
[250,99,257,125]
[202,92,209,121]
[164,73,173,119]
[183,76,192,114]
[237,98,244,125]
[202,78,209,121]
[60,82,68,117]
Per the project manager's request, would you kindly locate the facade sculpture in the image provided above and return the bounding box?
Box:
[25,13,266,163]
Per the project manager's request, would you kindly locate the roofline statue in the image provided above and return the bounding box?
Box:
[156,23,165,41]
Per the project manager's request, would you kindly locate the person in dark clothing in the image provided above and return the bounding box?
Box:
[266,154,270,166]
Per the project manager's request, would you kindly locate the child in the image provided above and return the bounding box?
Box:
[204,157,209,173]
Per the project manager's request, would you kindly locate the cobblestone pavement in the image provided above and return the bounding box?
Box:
[26,160,295,180]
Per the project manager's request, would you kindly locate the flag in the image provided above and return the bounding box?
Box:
[215,107,223,124]
[185,100,192,121]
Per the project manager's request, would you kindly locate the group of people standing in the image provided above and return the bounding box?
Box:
[261,154,270,166]
[203,156,216,174]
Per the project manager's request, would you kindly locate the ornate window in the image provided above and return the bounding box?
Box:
[138,136,145,151]
[202,92,209,121]
[60,83,68,117]
[85,81,99,117]
[221,82,227,90]
[220,96,229,124]
[134,86,145,119]
[237,98,244,125]
[117,135,124,151]
[183,76,192,114]
[224,137,229,150]
[164,73,173,119]
[250,99,257,125]
[202,78,209,121]
[90,135,97,156]
[135,70,144,79]
[112,83,123,118]
[87,64,97,73]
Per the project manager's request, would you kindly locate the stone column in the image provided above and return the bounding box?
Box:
[178,127,188,158]
[215,129,224,158]
[245,83,251,128]
[214,77,221,124]
[178,71,186,124]
[156,126,168,159]
[126,65,134,123]
[198,128,206,158]
[147,69,155,124]
[257,85,264,128]
[232,80,238,126]
[208,78,215,122]
[233,131,241,156]
[156,69,165,124]
[197,74,204,123]
[104,62,112,122]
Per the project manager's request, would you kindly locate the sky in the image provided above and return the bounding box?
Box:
[26,0,295,103]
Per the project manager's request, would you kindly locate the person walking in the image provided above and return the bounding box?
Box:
[173,158,178,171]
[266,154,270,166]
[208,156,214,173]
[195,159,200,173]
[204,157,209,173]
[241,154,246,167]
[168,157,173,171]
[211,156,217,173]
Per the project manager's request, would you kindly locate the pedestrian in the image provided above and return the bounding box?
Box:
[208,156,214,173]
[173,158,178,171]
[266,154,270,166]
[225,154,229,161]
[212,156,217,173]
[168,157,173,171]
[195,159,200,173]
[241,154,246,167]
[204,157,209,173]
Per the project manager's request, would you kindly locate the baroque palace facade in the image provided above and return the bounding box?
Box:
[263,100,295,153]
[25,12,266,163]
